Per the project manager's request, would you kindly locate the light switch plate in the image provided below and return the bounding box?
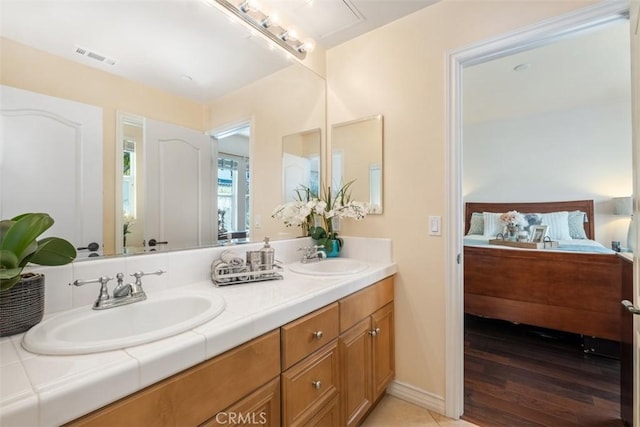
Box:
[429,215,441,236]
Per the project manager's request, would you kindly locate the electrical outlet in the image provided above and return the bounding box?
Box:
[254,214,262,229]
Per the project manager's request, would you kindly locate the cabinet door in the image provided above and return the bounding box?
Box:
[372,303,395,400]
[202,377,280,427]
[340,317,373,427]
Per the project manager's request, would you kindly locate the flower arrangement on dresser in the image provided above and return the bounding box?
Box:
[272,181,369,256]
[499,210,527,240]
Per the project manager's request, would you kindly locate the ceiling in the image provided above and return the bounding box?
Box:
[463,18,631,124]
[0,0,438,103]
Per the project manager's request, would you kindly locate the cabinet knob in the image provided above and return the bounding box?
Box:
[312,330,324,339]
[311,380,322,390]
[369,327,381,337]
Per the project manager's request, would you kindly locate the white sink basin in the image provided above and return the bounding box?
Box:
[22,290,226,355]
[289,258,368,276]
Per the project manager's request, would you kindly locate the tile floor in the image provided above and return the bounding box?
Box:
[362,395,478,427]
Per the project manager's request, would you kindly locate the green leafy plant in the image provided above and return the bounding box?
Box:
[0,213,77,291]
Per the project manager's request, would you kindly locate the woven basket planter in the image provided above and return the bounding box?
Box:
[0,273,45,337]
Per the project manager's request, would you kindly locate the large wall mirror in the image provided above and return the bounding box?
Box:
[0,0,326,257]
[331,115,383,214]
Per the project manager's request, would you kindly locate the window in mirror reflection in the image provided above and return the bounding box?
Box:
[122,140,137,218]
[122,139,137,248]
[215,125,250,241]
[121,119,145,250]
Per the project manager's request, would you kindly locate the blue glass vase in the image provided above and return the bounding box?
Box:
[323,239,341,257]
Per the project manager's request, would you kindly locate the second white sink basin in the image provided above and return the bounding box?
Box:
[22,290,226,355]
[289,258,368,276]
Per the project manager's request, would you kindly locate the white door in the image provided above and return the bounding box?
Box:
[282,152,311,202]
[0,85,103,257]
[630,2,640,424]
[145,119,212,251]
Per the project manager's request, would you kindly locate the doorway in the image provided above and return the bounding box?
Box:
[212,123,251,242]
[445,0,633,421]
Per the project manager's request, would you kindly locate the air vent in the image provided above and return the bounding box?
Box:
[74,45,117,66]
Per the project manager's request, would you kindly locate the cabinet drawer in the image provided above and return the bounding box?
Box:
[340,277,394,332]
[281,302,339,370]
[281,340,340,427]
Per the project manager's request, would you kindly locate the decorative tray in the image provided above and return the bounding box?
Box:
[212,262,284,287]
[489,239,559,249]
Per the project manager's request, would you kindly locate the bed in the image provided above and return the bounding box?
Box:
[464,200,622,341]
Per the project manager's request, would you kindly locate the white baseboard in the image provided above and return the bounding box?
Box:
[386,380,446,416]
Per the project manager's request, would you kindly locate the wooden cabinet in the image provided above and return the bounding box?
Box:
[67,277,394,427]
[67,330,280,427]
[339,278,395,427]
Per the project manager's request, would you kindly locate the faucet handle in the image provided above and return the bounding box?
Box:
[69,276,112,309]
[129,270,166,296]
[130,270,166,279]
[70,276,113,287]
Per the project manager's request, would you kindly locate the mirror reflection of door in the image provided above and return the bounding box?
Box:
[282,128,321,202]
[1,85,103,257]
[144,119,213,252]
[214,125,250,242]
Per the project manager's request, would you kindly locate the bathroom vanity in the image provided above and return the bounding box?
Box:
[68,277,393,426]
[0,237,396,427]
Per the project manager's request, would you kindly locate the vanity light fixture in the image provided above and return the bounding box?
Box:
[211,0,314,59]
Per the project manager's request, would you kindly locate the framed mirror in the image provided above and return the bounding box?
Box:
[282,128,321,202]
[331,115,384,214]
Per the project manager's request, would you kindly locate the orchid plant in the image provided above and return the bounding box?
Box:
[272,181,369,252]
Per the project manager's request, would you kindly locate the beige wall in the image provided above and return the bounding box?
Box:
[326,0,598,400]
[1,37,206,253]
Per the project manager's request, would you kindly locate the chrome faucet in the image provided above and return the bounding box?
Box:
[298,245,327,263]
[70,270,165,310]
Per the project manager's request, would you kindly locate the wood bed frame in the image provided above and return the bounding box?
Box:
[464,200,622,341]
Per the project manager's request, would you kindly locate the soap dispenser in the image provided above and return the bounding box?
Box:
[260,237,275,271]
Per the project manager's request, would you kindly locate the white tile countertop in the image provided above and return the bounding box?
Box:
[0,237,396,427]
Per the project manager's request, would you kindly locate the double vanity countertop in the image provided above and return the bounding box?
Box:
[0,248,397,427]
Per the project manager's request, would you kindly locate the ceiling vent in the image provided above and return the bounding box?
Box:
[74,46,118,66]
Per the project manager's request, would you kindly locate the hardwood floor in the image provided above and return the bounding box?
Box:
[463,314,622,427]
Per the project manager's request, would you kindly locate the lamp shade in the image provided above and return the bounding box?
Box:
[614,196,633,216]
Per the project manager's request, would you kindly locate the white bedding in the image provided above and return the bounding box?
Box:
[463,235,616,254]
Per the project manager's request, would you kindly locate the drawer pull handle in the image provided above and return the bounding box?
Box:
[313,330,324,339]
[312,380,322,390]
[369,327,381,337]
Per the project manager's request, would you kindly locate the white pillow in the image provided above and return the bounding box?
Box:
[541,211,572,240]
[482,212,503,237]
